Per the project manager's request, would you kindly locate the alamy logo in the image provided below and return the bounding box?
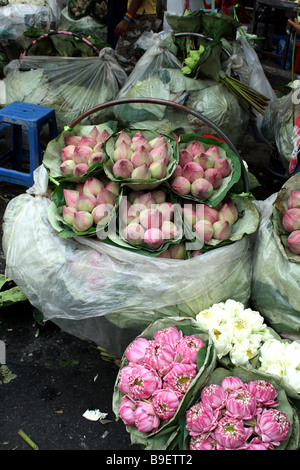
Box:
[0,341,6,364]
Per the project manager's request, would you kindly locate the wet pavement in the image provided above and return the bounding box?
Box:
[0,59,293,451]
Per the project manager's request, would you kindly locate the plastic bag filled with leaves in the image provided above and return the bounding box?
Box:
[4,47,127,132]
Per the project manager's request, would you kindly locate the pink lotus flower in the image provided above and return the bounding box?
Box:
[247,380,279,408]
[78,135,96,148]
[72,211,94,231]
[154,326,183,348]
[131,145,152,167]
[63,189,79,208]
[113,141,133,162]
[179,149,193,167]
[60,160,76,176]
[151,189,167,204]
[186,140,206,157]
[131,164,151,180]
[218,202,237,226]
[124,223,145,244]
[73,163,89,176]
[97,188,116,207]
[171,176,191,196]
[118,396,137,426]
[205,146,221,161]
[214,158,231,177]
[190,178,213,200]
[88,152,105,166]
[118,364,162,399]
[163,362,198,395]
[176,335,205,363]
[73,145,93,164]
[75,192,97,212]
[64,135,81,146]
[125,337,150,364]
[212,416,253,449]
[169,241,186,259]
[189,435,217,450]
[204,168,223,189]
[200,384,227,410]
[92,203,113,226]
[139,208,162,230]
[287,230,300,255]
[186,402,219,436]
[83,177,104,197]
[157,202,174,222]
[62,206,76,226]
[61,145,75,161]
[150,143,169,163]
[254,408,290,446]
[196,204,219,224]
[131,135,151,152]
[194,152,214,170]
[193,219,213,242]
[143,340,176,374]
[247,437,270,450]
[149,135,166,150]
[106,181,120,196]
[151,388,182,421]
[182,162,204,183]
[225,389,257,421]
[161,221,180,240]
[115,130,132,147]
[133,401,160,433]
[287,190,300,209]
[221,376,245,393]
[282,208,300,232]
[143,228,164,249]
[113,159,134,178]
[212,220,232,240]
[149,158,168,180]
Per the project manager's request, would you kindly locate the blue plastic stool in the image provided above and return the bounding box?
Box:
[0,101,57,187]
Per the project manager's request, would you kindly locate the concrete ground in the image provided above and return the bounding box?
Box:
[0,58,295,451]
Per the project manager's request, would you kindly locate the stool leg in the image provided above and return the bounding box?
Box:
[12,125,23,171]
[28,128,41,176]
[48,117,58,141]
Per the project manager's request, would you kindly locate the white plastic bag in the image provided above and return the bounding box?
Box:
[3,165,255,355]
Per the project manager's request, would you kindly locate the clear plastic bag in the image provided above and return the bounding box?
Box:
[3,165,255,356]
[4,47,127,131]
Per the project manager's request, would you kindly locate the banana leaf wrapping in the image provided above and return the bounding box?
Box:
[165,10,203,34]
[251,175,300,341]
[178,367,299,450]
[112,317,217,450]
[201,12,239,41]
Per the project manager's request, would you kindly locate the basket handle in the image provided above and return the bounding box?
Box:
[21,30,101,57]
[67,97,249,193]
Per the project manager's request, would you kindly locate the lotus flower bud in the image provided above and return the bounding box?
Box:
[152,388,182,422]
[119,364,162,399]
[131,145,152,167]
[214,158,231,177]
[143,228,164,249]
[119,200,137,226]
[62,206,76,226]
[73,211,94,231]
[191,250,203,257]
[73,163,89,176]
[113,141,132,162]
[194,152,214,170]
[287,190,300,209]
[64,135,81,146]
[169,241,186,259]
[287,230,300,254]
[87,126,102,142]
[93,142,103,153]
[221,376,245,393]
[282,208,300,232]
[157,202,174,222]
[131,164,151,180]
[98,129,110,143]
[73,145,93,164]
[191,179,213,200]
[247,380,279,407]
[132,191,154,208]
[226,199,239,223]
[171,176,191,195]
[181,206,197,227]
[79,135,96,148]
[140,208,162,229]
[92,203,113,226]
[97,188,117,206]
[106,181,120,196]
[149,158,168,180]
[112,159,134,178]
[176,335,205,363]
[131,135,151,152]
[131,130,143,142]
[182,162,204,182]
[149,134,166,149]
[75,192,97,212]
[218,202,236,226]
[193,219,213,242]
[205,145,221,161]
[88,152,105,166]
[125,337,150,364]
[172,164,183,178]
[63,189,80,208]
[60,159,76,176]
[122,222,145,243]
[196,204,219,224]
[204,168,223,189]
[254,408,290,445]
[152,189,167,204]
[161,220,180,239]
[115,130,132,147]
[118,396,137,427]
[83,177,104,197]
[150,143,169,163]
[61,145,75,162]
[179,149,193,167]
[76,183,84,192]
[212,220,232,240]
[186,140,206,156]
